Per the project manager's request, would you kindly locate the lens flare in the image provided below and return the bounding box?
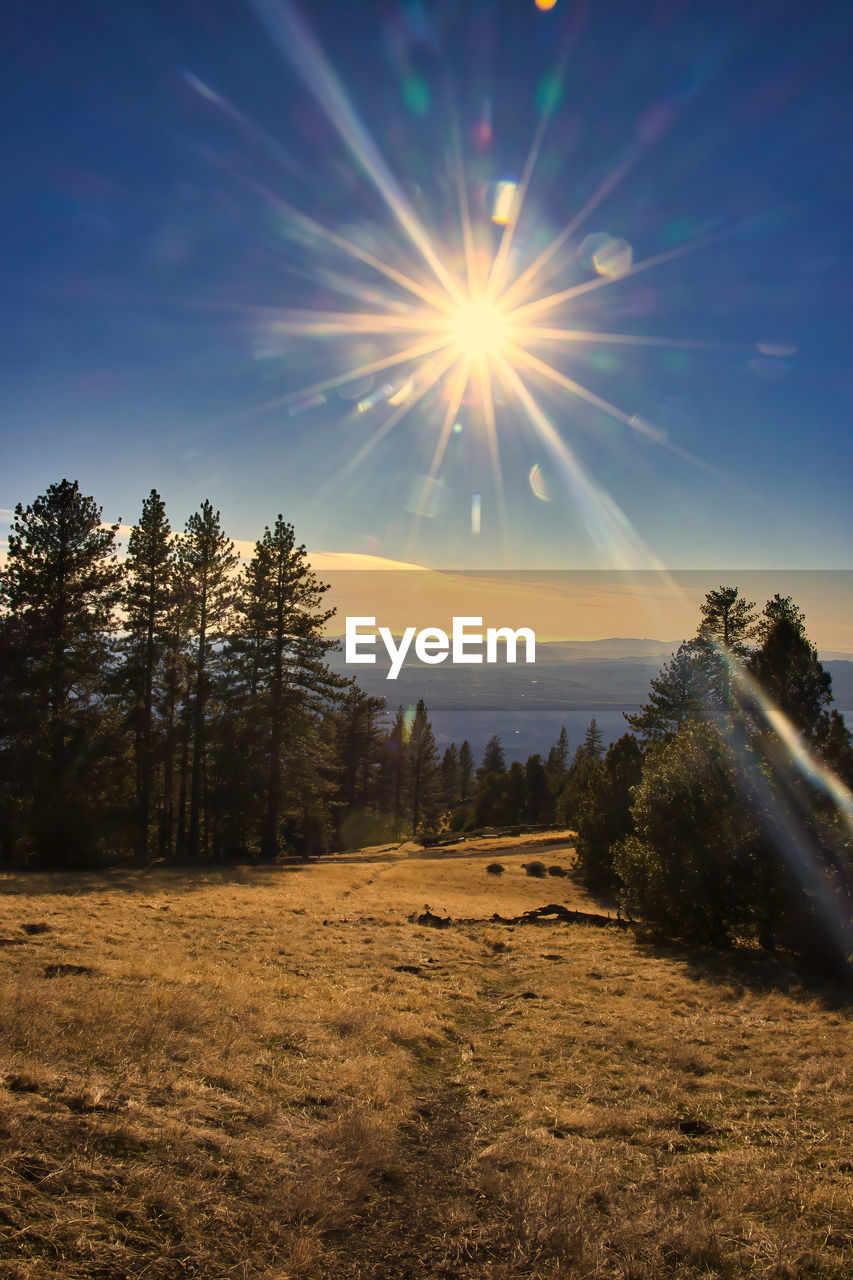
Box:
[491,180,518,226]
[188,8,853,954]
[446,296,509,361]
[208,0,728,555]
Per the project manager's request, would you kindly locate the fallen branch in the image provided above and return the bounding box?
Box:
[413,904,635,930]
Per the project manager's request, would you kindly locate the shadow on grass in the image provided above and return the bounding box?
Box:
[634,930,853,1009]
[0,861,322,898]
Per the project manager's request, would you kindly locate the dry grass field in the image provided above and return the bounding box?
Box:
[1,838,851,1279]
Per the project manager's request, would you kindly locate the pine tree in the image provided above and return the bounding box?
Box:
[384,706,410,838]
[628,589,758,743]
[613,720,759,944]
[575,734,643,888]
[550,725,570,772]
[458,740,474,802]
[697,585,757,656]
[747,595,832,738]
[175,501,238,859]
[477,734,506,780]
[583,717,605,760]
[625,642,705,742]
[156,571,192,859]
[505,761,527,825]
[0,480,123,863]
[556,719,606,825]
[332,684,388,847]
[615,590,853,972]
[473,771,505,828]
[335,685,387,809]
[816,710,853,784]
[123,489,173,861]
[441,743,458,808]
[235,515,338,859]
[524,753,552,824]
[545,724,570,797]
[408,699,439,837]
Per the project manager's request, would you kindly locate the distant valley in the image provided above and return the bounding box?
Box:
[327,638,853,762]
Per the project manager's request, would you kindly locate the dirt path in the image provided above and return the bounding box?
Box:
[325,957,517,1279]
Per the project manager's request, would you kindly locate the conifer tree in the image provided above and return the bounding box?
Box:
[505,760,526,824]
[625,642,705,742]
[458,739,474,802]
[545,725,570,796]
[816,710,853,784]
[697,585,757,656]
[175,501,237,859]
[0,480,123,863]
[385,706,411,838]
[235,515,338,858]
[696,585,758,707]
[408,699,439,836]
[616,591,853,971]
[441,743,458,807]
[550,725,570,771]
[557,718,606,825]
[335,685,387,809]
[156,570,193,859]
[123,489,173,860]
[582,717,605,760]
[478,734,506,780]
[575,733,643,888]
[332,684,387,847]
[524,753,552,824]
[747,595,832,738]
[613,720,758,943]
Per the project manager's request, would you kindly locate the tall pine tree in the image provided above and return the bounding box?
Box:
[408,699,439,837]
[0,480,123,863]
[123,489,173,861]
[235,516,338,858]
[175,501,237,859]
[458,739,474,803]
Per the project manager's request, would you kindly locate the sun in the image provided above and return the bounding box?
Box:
[446,295,510,362]
[202,1,715,554]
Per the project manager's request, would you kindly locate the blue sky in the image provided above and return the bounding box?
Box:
[2,0,852,569]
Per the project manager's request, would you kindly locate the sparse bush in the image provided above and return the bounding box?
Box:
[523,860,546,878]
[486,862,505,876]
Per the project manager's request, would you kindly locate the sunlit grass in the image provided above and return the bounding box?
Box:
[1,854,850,1278]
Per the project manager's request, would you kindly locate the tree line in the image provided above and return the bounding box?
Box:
[2,481,851,975]
[570,586,853,972]
[0,479,579,867]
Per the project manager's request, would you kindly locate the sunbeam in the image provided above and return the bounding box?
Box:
[182,0,746,548]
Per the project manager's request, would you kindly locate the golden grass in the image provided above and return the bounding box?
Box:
[1,851,851,1278]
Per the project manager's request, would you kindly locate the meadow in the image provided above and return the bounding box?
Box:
[1,836,851,1279]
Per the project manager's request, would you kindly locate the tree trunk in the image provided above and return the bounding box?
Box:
[189,590,207,860]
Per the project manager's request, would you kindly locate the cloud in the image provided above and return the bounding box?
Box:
[104,524,425,573]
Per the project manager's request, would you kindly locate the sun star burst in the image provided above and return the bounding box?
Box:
[445,295,511,364]
[203,0,721,559]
